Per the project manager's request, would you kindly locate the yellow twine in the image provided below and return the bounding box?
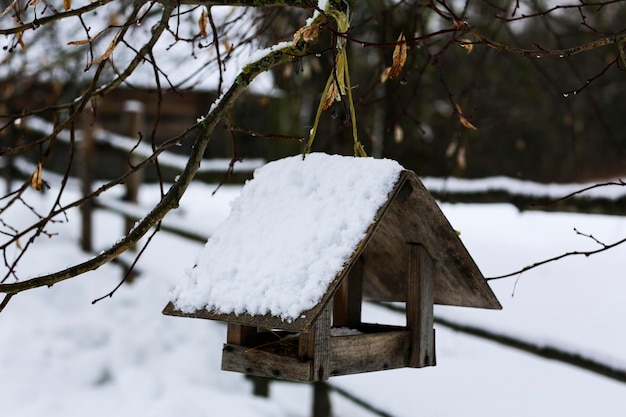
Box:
[303,8,366,158]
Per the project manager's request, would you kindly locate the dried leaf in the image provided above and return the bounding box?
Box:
[459,38,474,54]
[456,146,467,170]
[0,2,15,18]
[323,81,340,110]
[292,22,321,47]
[224,40,233,54]
[380,67,391,83]
[198,8,208,37]
[455,103,478,131]
[63,0,71,10]
[445,140,457,157]
[15,238,22,251]
[88,35,117,65]
[31,161,43,192]
[67,38,91,46]
[459,114,477,130]
[16,32,25,51]
[394,124,404,143]
[388,33,407,80]
[29,0,41,6]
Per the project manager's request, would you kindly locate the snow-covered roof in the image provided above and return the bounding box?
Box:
[166,153,501,331]
[170,153,404,323]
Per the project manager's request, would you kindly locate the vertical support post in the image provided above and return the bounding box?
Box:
[79,109,95,253]
[299,307,331,381]
[333,257,363,328]
[123,100,145,251]
[407,244,436,367]
[312,382,332,417]
[247,375,271,398]
[0,98,12,189]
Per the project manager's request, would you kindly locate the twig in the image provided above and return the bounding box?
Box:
[530,179,626,208]
[91,225,160,304]
[486,234,626,280]
[0,293,14,313]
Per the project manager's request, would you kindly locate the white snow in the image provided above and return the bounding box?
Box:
[422,175,626,200]
[21,117,265,174]
[171,153,403,320]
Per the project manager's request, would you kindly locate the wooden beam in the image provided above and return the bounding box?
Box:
[222,344,313,382]
[333,257,363,328]
[328,331,410,376]
[407,244,436,367]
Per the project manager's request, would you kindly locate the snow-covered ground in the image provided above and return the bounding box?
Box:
[1,176,625,416]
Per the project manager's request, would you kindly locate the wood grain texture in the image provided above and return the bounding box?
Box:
[361,171,502,309]
[407,244,435,368]
[333,257,363,328]
[328,331,411,376]
[221,343,313,382]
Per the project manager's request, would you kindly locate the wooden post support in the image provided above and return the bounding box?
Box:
[312,381,332,417]
[333,257,363,328]
[299,307,331,381]
[246,375,271,398]
[79,110,95,253]
[407,243,436,367]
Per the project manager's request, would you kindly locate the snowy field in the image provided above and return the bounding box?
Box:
[1,176,625,417]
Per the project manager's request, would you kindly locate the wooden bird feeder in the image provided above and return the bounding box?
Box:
[163,167,501,383]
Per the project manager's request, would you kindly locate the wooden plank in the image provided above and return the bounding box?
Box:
[314,308,331,381]
[407,244,436,367]
[328,331,410,376]
[299,307,331,381]
[222,344,313,382]
[226,323,258,346]
[333,257,363,328]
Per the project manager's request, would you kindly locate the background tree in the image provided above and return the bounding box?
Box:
[1,0,626,310]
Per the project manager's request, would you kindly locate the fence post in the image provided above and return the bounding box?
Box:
[79,109,95,253]
[247,376,271,398]
[122,100,145,252]
[124,100,144,240]
[312,382,332,417]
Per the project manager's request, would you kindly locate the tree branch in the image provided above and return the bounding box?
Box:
[486,234,626,280]
[456,19,626,58]
[0,0,116,35]
[0,41,309,295]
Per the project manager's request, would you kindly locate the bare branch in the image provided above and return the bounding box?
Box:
[0,293,14,313]
[530,179,626,208]
[0,41,308,295]
[0,0,116,35]
[457,19,626,58]
[487,234,626,280]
